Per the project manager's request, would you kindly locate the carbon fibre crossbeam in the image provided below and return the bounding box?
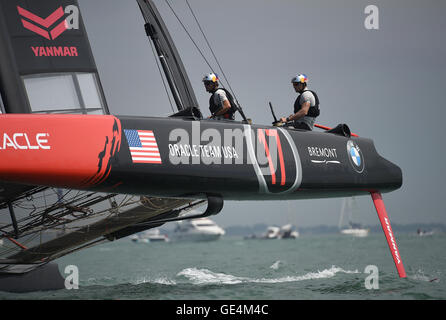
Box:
[137,195,223,227]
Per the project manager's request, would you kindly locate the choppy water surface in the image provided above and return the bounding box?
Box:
[2,233,445,300]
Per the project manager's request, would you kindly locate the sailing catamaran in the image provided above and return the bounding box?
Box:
[0,0,405,292]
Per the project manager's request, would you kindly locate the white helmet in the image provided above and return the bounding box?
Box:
[202,73,219,83]
[291,74,308,84]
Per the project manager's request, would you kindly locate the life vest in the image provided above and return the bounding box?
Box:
[294,90,320,117]
[209,88,236,120]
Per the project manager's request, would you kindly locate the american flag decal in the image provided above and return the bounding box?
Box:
[124,129,162,164]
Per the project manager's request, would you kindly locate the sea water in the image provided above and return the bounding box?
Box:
[1,232,445,300]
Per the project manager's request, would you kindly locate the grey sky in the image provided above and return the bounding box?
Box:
[78,0,446,228]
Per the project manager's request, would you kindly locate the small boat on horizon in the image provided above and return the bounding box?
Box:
[130,228,169,243]
[244,224,299,240]
[340,223,370,237]
[417,229,434,237]
[338,198,369,237]
[280,224,300,239]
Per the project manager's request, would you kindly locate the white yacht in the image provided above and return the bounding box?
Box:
[171,218,225,242]
[263,225,299,239]
[280,224,299,239]
[263,226,281,239]
[141,229,169,242]
[130,228,169,243]
[339,197,369,237]
[340,223,369,237]
[245,224,299,240]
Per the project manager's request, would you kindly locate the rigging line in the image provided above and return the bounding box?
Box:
[6,195,108,235]
[116,194,130,209]
[184,0,248,122]
[149,37,175,113]
[185,0,236,98]
[15,189,80,212]
[14,193,91,225]
[117,195,138,209]
[164,0,216,74]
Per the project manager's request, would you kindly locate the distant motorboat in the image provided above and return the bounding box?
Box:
[171,218,225,242]
[280,224,299,239]
[245,224,299,240]
[417,229,434,237]
[130,235,149,243]
[141,229,169,242]
[130,228,169,243]
[263,226,281,239]
[338,198,369,237]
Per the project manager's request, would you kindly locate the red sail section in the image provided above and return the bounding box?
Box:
[0,114,121,189]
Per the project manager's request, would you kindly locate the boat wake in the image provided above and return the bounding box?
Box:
[408,269,441,283]
[133,276,177,286]
[270,260,282,270]
[176,265,359,285]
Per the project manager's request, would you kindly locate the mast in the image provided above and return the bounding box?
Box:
[338,198,347,229]
[137,0,199,113]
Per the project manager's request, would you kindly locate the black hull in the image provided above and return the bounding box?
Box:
[0,114,402,202]
[103,116,402,200]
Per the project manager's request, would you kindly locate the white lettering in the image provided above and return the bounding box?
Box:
[232,147,238,158]
[176,304,210,317]
[13,133,26,149]
[224,128,245,165]
[36,133,51,150]
[24,133,38,149]
[168,144,175,156]
[384,217,401,264]
[220,304,269,315]
[3,134,16,149]
[168,128,189,165]
[168,144,240,162]
[308,146,338,158]
[167,124,278,173]
[1,133,50,150]
[201,128,221,165]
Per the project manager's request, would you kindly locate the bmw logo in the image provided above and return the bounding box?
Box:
[346,140,364,173]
